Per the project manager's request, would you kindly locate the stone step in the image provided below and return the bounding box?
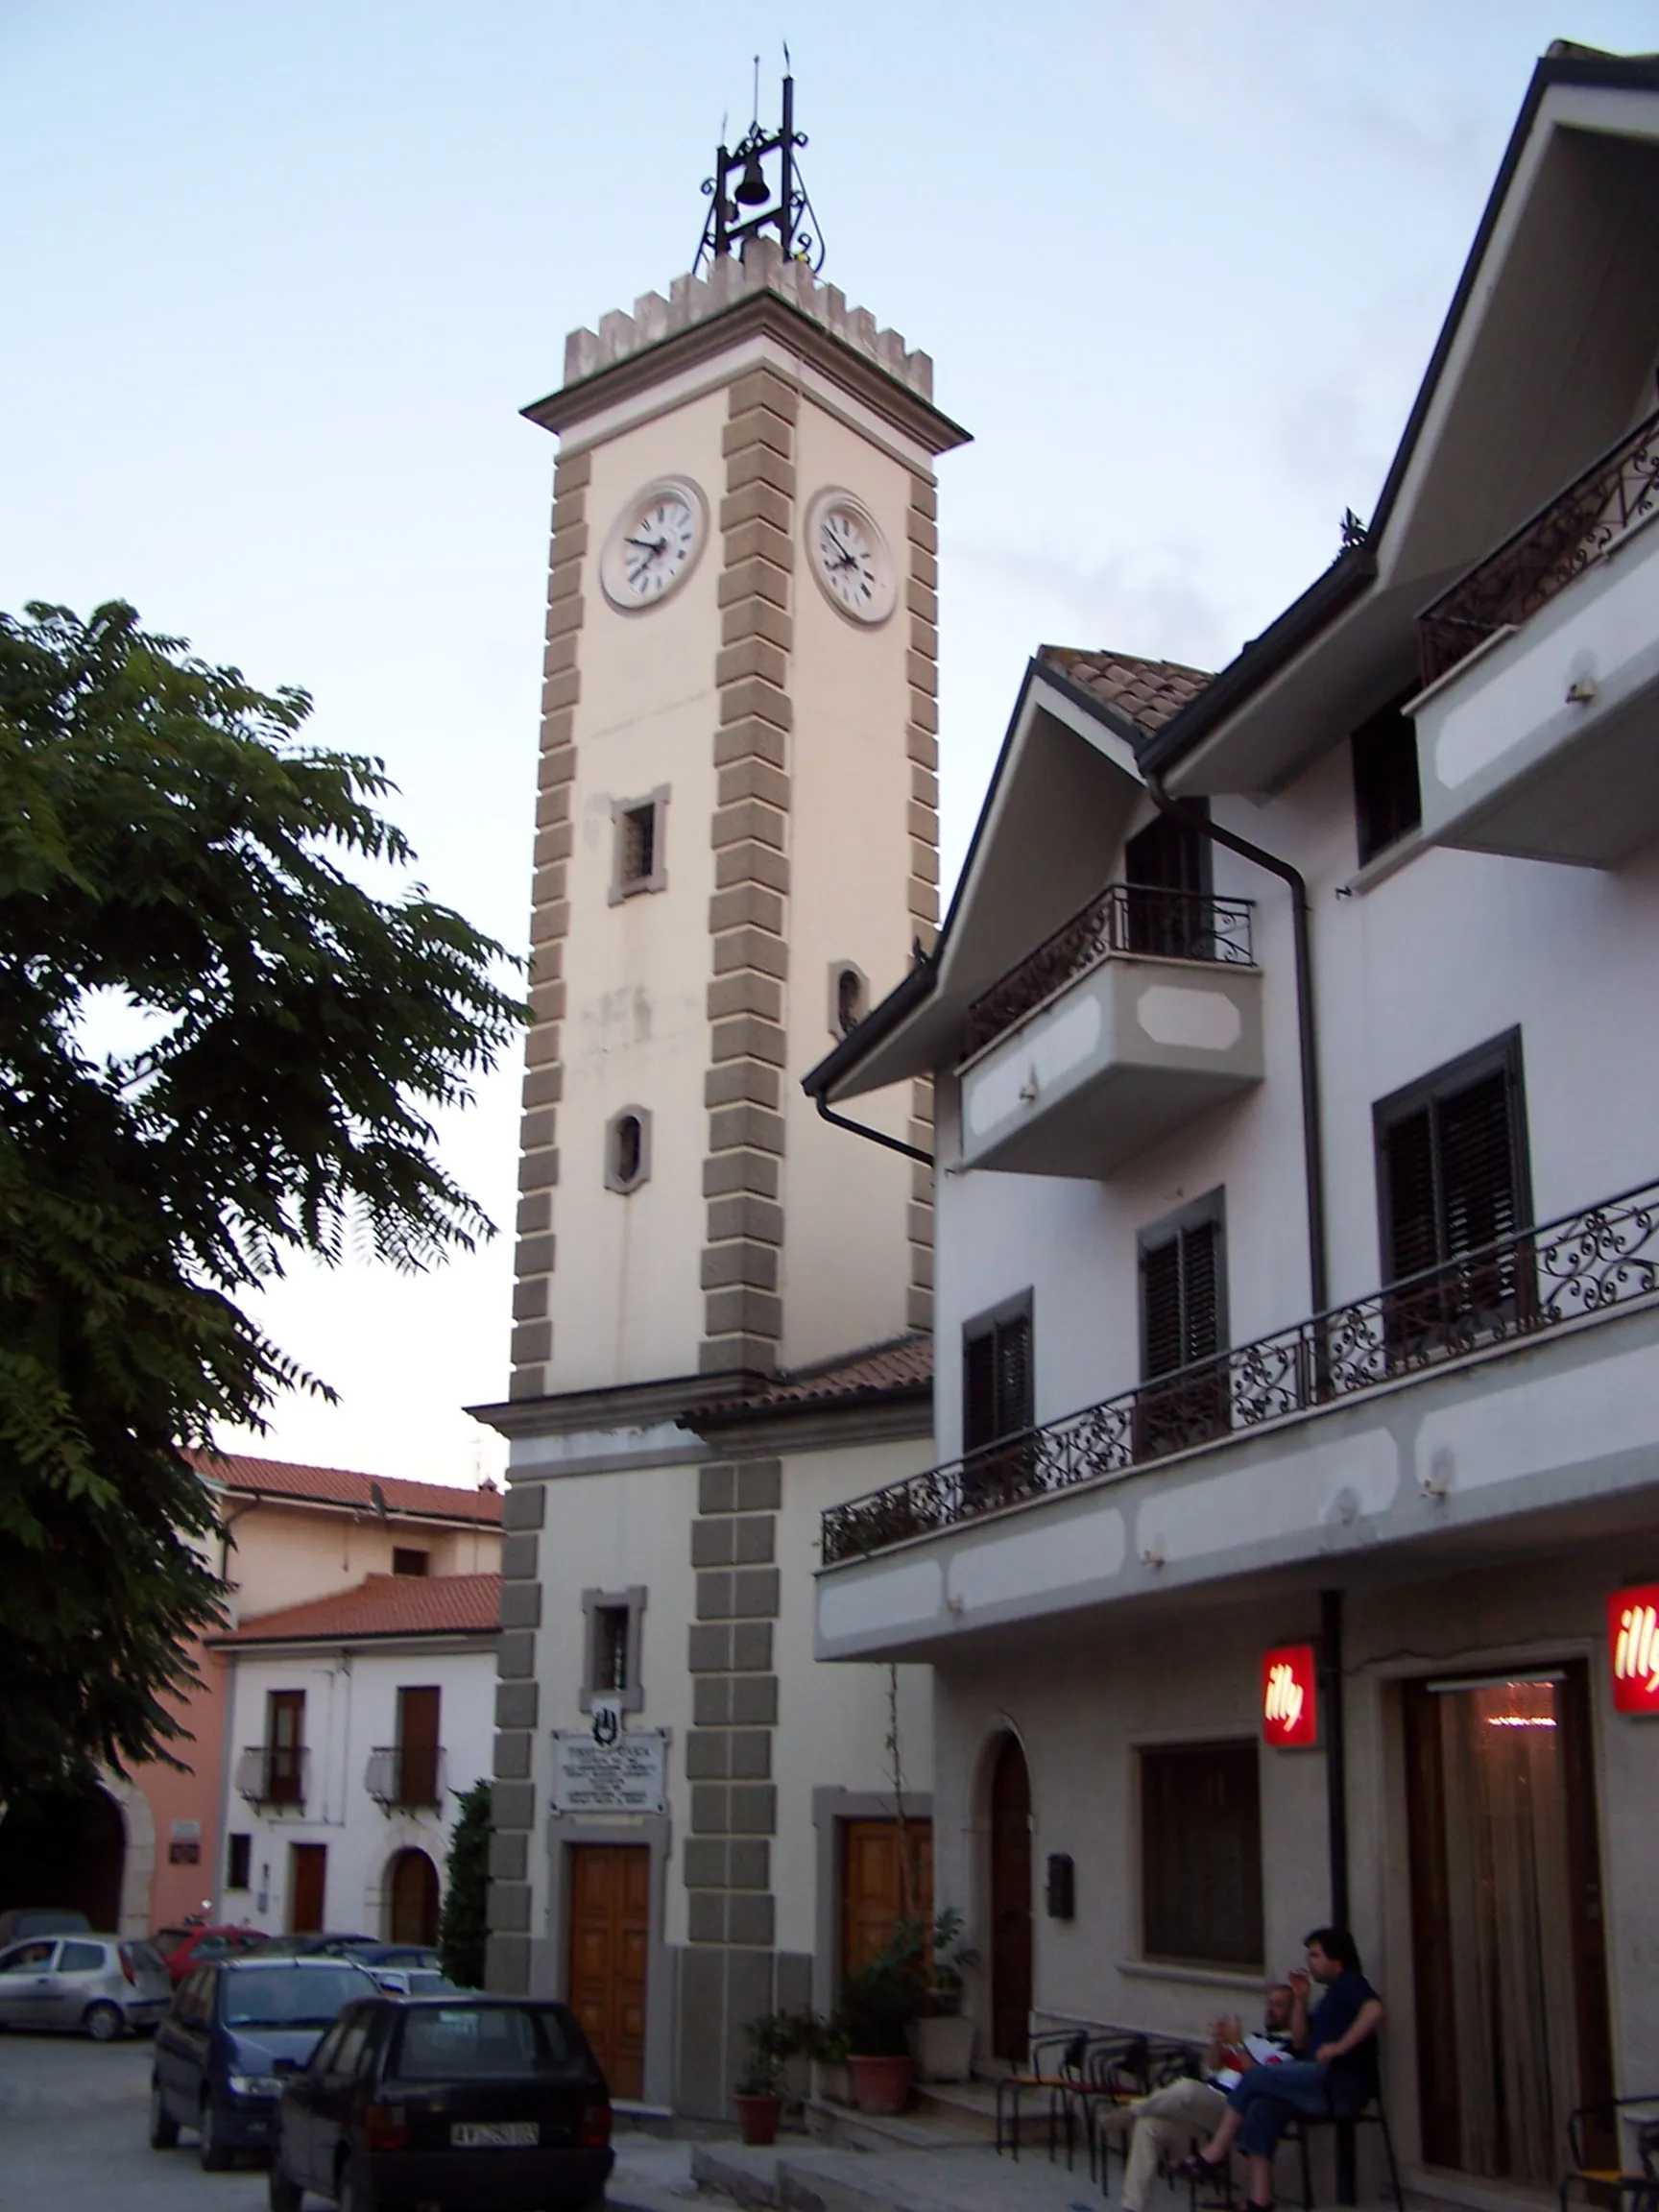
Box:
[805,2095,994,2154]
[913,2080,1000,2136]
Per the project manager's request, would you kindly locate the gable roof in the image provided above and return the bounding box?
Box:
[1038,646,1210,734]
[191,1451,503,1527]
[214,1572,502,1646]
[1141,42,1659,792]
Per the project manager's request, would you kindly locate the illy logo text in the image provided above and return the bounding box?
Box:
[1264,1662,1306,1732]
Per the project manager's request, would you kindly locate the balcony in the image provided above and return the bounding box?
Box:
[957,883,1262,1177]
[821,1172,1659,1576]
[1414,407,1659,866]
[365,1744,445,1811]
[235,1744,309,1808]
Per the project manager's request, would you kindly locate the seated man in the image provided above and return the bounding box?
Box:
[1182,1928,1385,2212]
[1098,1985,1294,2212]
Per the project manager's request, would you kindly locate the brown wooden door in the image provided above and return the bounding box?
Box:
[389,1848,440,1945]
[397,1686,441,1806]
[567,1844,648,2100]
[990,1735,1032,2062]
[288,1841,327,1934]
[840,1819,933,1978]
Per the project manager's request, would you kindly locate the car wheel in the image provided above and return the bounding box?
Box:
[268,2158,304,2211]
[84,2001,124,2043]
[148,2077,180,2150]
[198,2097,234,2172]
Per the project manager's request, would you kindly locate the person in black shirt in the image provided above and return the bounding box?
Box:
[1179,1928,1385,2212]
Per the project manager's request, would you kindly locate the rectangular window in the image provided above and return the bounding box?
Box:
[1375,1030,1530,1354]
[1141,1741,1263,1968]
[391,1547,430,1577]
[610,788,669,902]
[580,1585,646,1713]
[395,1686,442,1806]
[961,1296,1035,1511]
[267,1690,305,1806]
[1352,694,1422,867]
[226,1833,252,1891]
[1136,1193,1229,1457]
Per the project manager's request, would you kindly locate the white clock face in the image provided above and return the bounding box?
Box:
[805,490,896,624]
[600,477,707,612]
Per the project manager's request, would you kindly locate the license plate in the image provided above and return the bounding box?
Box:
[449,2122,538,2148]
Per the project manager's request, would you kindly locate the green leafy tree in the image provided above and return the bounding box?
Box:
[0,600,522,1800]
[439,1777,493,1988]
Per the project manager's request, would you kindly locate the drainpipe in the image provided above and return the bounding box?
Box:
[1142,774,1327,1317]
[813,1089,933,1167]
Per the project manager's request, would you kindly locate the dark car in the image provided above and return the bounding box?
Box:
[345,1944,443,1993]
[149,1953,379,2170]
[242,1933,380,1960]
[154,1923,269,1985]
[269,1994,613,2212]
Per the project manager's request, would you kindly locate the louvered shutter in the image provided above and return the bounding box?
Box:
[1142,1238,1184,1379]
[996,1312,1033,1438]
[1436,1070,1517,1258]
[1384,1105,1439,1283]
[1181,1221,1220,1365]
[964,1330,998,1452]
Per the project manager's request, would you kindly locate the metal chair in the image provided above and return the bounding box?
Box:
[994,2029,1091,2162]
[1282,2091,1405,2210]
[1560,2094,1659,2212]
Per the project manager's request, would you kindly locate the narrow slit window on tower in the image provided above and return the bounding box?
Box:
[610,787,669,902]
[830,960,869,1037]
[605,1105,652,1193]
[581,1584,646,1712]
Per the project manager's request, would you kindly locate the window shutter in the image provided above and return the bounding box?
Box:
[996,1313,1033,1438]
[1142,1238,1184,1379]
[1384,1105,1439,1282]
[964,1329,998,1452]
[1181,1221,1220,1365]
[1436,1069,1517,1257]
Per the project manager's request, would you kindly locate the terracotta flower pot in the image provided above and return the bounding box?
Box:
[734,2091,782,2146]
[847,2052,914,2116]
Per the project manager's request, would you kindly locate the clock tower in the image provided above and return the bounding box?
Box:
[475,93,966,2115]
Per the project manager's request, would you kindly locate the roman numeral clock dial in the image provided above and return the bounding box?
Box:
[805,488,896,625]
[599,476,708,612]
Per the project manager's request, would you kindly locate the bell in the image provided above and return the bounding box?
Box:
[733,153,769,206]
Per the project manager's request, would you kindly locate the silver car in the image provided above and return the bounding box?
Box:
[0,1933,172,2039]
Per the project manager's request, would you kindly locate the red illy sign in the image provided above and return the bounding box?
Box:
[1262,1644,1318,1747]
[1609,1586,1659,1715]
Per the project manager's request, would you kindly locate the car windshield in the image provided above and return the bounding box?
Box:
[391,2006,576,2082]
[224,1966,371,2027]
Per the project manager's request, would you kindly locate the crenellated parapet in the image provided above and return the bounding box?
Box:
[561,236,934,401]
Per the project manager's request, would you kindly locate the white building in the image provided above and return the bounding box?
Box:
[809,42,1659,2206]
[471,97,963,2117]
[212,1562,501,1945]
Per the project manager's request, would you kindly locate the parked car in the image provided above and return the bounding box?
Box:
[270,1993,613,2212]
[344,1944,443,1993]
[150,1953,380,2171]
[0,1908,91,1947]
[153,1924,270,1985]
[241,1933,379,1960]
[0,1933,171,2039]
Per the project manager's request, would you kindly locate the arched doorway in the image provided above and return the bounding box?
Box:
[387,1848,441,1945]
[989,1735,1033,2063]
[0,1785,125,1931]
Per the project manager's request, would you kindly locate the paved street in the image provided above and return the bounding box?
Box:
[0,2031,266,2210]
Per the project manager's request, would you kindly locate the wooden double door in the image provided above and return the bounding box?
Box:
[567,1844,648,2100]
[840,1818,933,1978]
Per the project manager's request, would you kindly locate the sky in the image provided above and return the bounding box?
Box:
[5,0,1656,1488]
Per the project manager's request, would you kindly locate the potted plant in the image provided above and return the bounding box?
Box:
[786,2008,853,2106]
[733,2011,794,2146]
[901,1908,980,2083]
[838,1957,920,2114]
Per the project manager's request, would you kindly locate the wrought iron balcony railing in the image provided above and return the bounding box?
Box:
[1419,405,1659,688]
[235,1743,309,1807]
[821,1173,1659,1567]
[964,883,1255,1059]
[365,1744,445,1810]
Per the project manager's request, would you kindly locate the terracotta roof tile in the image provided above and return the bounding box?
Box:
[216,1572,502,1645]
[696,1334,932,1419]
[189,1451,503,1526]
[1040,644,1212,735]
